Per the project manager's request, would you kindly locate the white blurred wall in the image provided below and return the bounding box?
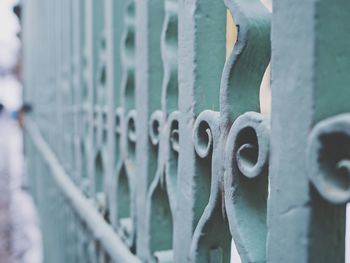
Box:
[0,0,20,71]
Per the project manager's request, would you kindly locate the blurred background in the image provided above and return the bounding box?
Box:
[0,0,42,262]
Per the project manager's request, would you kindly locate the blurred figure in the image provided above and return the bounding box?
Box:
[0,102,10,119]
[17,103,32,128]
[11,103,32,128]
[0,0,43,262]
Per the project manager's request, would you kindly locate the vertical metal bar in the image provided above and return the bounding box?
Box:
[135,0,164,259]
[106,0,126,235]
[114,0,137,249]
[268,0,350,262]
[104,0,115,230]
[177,0,226,261]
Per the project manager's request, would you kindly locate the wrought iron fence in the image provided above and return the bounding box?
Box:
[23,0,350,262]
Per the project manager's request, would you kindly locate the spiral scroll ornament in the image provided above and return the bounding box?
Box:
[224,112,270,262]
[191,110,232,263]
[225,112,270,179]
[149,111,165,147]
[306,114,350,204]
[193,110,220,160]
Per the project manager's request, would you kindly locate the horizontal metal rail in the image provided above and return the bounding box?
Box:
[26,119,141,263]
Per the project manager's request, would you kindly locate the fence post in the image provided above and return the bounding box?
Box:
[268,0,350,262]
[177,0,227,261]
[135,0,165,260]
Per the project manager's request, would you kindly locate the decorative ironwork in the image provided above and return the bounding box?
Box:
[23,0,350,262]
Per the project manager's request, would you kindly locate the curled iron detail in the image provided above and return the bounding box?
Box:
[115,107,123,134]
[225,112,270,179]
[126,110,137,143]
[168,111,180,153]
[306,113,350,204]
[224,111,270,263]
[149,111,165,146]
[193,110,220,159]
[102,106,108,125]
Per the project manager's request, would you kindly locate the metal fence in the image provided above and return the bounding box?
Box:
[23,0,350,262]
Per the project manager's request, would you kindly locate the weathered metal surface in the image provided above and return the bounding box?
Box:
[23,0,350,262]
[177,0,226,260]
[267,0,350,262]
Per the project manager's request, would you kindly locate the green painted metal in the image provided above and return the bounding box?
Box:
[22,0,350,262]
[267,0,350,262]
[177,0,226,260]
[26,121,140,263]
